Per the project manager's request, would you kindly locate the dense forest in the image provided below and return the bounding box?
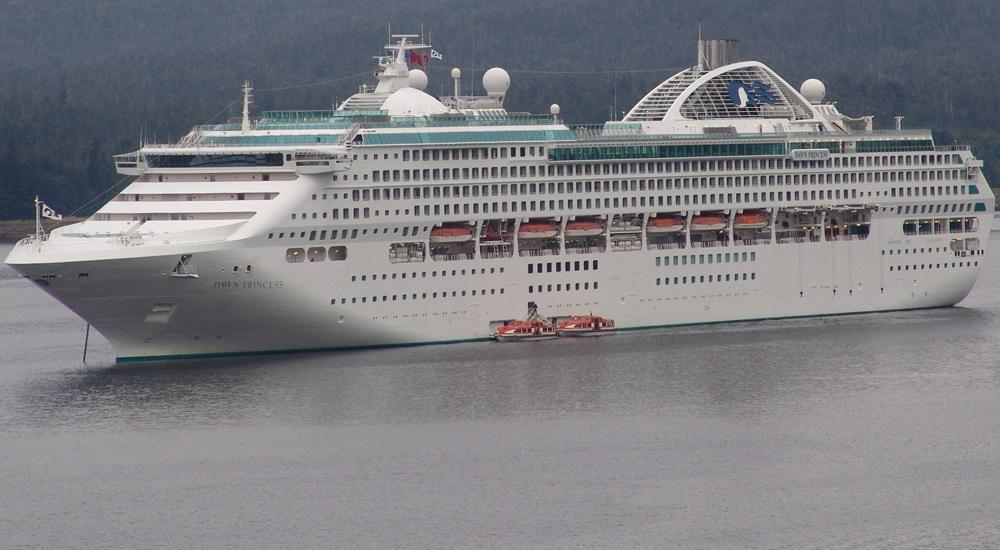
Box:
[1,0,998,219]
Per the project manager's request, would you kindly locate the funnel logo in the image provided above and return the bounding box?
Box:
[727,80,778,107]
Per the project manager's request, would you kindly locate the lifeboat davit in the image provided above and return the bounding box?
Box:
[518,223,558,239]
[646,216,685,233]
[564,220,604,237]
[734,212,769,229]
[480,227,503,242]
[691,214,727,231]
[556,315,617,337]
[430,226,473,243]
[494,320,557,341]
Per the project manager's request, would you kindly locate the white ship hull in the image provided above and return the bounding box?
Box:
[6,211,989,361]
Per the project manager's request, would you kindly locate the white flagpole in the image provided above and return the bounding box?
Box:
[34,195,40,242]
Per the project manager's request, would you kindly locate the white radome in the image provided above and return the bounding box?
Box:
[482,67,510,96]
[381,87,448,116]
[408,69,428,91]
[800,78,826,104]
[450,67,462,79]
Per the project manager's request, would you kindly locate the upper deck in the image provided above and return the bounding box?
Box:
[115,36,967,177]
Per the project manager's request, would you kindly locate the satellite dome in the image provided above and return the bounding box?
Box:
[381,87,448,117]
[450,67,462,79]
[482,67,510,96]
[800,79,826,104]
[550,104,560,115]
[408,69,428,91]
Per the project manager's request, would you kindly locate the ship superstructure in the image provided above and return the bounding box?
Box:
[5,36,993,361]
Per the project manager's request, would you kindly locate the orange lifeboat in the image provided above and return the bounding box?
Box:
[494,320,557,341]
[690,214,727,231]
[556,315,616,337]
[564,220,604,237]
[646,216,685,233]
[734,212,769,229]
[430,226,473,243]
[517,222,558,239]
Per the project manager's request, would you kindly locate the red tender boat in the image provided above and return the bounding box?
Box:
[556,315,617,336]
[494,320,557,341]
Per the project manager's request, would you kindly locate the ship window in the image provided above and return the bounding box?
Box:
[328,247,347,261]
[285,248,305,263]
[307,247,326,262]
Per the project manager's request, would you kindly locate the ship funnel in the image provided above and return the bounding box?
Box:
[698,39,740,70]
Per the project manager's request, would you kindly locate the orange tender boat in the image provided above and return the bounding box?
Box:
[564,220,604,237]
[646,216,685,233]
[556,315,617,336]
[517,223,558,238]
[429,226,473,243]
[734,212,769,229]
[690,214,727,231]
[494,320,557,341]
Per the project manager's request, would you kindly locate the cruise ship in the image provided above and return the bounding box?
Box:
[5,36,993,362]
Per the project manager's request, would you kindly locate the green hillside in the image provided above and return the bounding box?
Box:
[1,0,998,218]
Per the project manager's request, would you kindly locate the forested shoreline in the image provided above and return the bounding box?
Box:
[2,0,998,219]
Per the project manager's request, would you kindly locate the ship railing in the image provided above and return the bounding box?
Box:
[360,114,562,129]
[647,242,684,250]
[566,246,606,254]
[16,229,232,254]
[196,123,243,132]
[609,223,643,232]
[826,234,869,242]
[776,235,822,244]
[733,238,769,246]
[15,234,45,248]
[519,248,559,257]
[431,253,474,261]
[389,255,425,264]
[691,240,727,248]
[571,124,645,140]
[609,242,642,252]
[481,252,513,259]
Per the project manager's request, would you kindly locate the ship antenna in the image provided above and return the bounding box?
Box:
[697,19,704,70]
[241,80,253,133]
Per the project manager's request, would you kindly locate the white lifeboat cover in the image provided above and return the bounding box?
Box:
[382,87,448,116]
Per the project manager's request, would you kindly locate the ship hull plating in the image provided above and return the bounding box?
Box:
[6,224,987,362]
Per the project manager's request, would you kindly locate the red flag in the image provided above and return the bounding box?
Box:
[406,50,428,68]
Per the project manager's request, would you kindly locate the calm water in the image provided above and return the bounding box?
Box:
[2,242,1000,549]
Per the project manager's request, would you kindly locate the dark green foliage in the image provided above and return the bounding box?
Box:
[2,0,998,218]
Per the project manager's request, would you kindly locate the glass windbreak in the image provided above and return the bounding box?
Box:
[146,153,284,168]
[549,142,786,161]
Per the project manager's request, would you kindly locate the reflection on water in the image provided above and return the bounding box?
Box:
[3,243,1000,548]
[7,302,997,431]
